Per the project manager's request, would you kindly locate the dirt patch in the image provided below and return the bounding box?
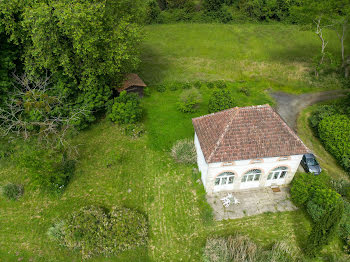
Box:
[271,90,349,131]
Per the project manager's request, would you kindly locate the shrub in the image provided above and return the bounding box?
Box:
[318,114,350,172]
[169,82,181,91]
[182,82,192,89]
[156,84,166,92]
[309,105,338,133]
[208,89,235,113]
[51,205,148,259]
[176,88,202,113]
[306,200,326,222]
[239,87,251,96]
[193,81,202,89]
[290,172,329,207]
[108,91,143,124]
[207,82,215,89]
[145,0,161,24]
[1,183,24,200]
[171,138,196,164]
[213,80,226,89]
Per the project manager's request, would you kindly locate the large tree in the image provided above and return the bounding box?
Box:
[0,0,143,126]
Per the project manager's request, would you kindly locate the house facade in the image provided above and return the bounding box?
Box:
[192,105,309,195]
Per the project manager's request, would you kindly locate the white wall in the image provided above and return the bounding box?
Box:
[198,150,303,195]
[194,133,209,189]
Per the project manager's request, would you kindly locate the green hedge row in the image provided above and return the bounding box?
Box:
[318,114,350,172]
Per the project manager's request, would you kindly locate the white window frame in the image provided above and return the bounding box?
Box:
[241,169,261,183]
[215,172,235,186]
[267,166,288,181]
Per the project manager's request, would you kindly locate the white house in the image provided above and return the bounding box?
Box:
[192,104,310,195]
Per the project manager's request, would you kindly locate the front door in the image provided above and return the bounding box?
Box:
[265,167,288,187]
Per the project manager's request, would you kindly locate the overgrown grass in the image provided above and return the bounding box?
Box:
[297,101,349,181]
[143,80,274,151]
[140,24,346,93]
[1,117,348,261]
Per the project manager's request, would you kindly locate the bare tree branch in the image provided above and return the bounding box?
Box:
[0,74,90,149]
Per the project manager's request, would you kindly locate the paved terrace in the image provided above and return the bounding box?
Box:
[207,187,297,221]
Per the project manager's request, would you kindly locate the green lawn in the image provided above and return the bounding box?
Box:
[140,23,345,93]
[0,97,348,261]
[1,23,349,261]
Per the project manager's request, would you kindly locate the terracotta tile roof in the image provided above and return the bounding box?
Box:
[118,73,147,92]
[192,105,310,163]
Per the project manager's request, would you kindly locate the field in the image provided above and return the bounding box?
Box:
[140,23,345,93]
[0,23,349,261]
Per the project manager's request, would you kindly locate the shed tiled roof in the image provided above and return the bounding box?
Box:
[118,73,147,92]
[192,105,309,163]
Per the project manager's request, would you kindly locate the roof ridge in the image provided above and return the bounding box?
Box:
[207,107,240,162]
[269,106,310,152]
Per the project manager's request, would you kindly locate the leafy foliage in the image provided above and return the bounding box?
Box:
[146,0,161,24]
[0,0,143,127]
[309,105,338,133]
[171,138,196,164]
[176,88,202,113]
[108,91,143,124]
[318,114,350,172]
[49,205,148,259]
[291,172,344,257]
[1,183,24,200]
[208,89,235,113]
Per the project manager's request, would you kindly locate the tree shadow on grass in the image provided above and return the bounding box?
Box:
[139,43,172,85]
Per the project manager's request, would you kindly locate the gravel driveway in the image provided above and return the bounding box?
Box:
[270,90,349,131]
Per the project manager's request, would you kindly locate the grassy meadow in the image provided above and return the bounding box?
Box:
[141,23,346,93]
[1,23,349,261]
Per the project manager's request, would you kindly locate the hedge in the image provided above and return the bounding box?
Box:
[318,114,350,172]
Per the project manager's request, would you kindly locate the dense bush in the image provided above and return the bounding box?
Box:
[171,138,196,164]
[1,183,24,200]
[177,88,202,113]
[48,205,148,259]
[208,89,235,113]
[318,114,350,172]
[309,105,338,133]
[291,172,329,207]
[156,84,167,92]
[291,173,344,257]
[108,91,143,124]
[145,0,161,24]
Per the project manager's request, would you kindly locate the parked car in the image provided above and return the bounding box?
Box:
[301,153,322,175]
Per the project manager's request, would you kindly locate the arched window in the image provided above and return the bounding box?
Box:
[215,172,235,186]
[267,166,288,180]
[241,169,261,182]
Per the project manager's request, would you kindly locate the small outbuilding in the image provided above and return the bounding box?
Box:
[118,73,147,97]
[192,104,310,195]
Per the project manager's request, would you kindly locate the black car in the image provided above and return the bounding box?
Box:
[301,153,322,175]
